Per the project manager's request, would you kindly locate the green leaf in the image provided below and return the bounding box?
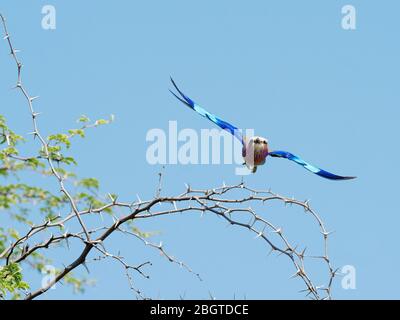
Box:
[2,146,18,156]
[77,115,90,123]
[78,178,100,190]
[48,134,71,149]
[0,263,29,299]
[94,119,108,126]
[68,129,85,138]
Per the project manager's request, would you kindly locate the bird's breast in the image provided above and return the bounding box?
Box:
[242,143,269,166]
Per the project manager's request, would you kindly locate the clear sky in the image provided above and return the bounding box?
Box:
[0,0,399,299]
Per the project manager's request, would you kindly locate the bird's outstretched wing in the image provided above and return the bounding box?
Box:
[268,150,356,180]
[169,77,244,145]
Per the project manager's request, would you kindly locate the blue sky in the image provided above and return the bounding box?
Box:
[0,0,399,299]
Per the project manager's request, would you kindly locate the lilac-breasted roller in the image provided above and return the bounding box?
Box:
[169,78,356,180]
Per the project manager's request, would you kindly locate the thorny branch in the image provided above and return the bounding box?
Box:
[0,13,337,300]
[0,13,91,242]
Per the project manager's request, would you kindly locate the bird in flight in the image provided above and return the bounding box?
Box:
[169,78,356,180]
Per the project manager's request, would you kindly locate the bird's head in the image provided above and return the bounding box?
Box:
[248,136,268,146]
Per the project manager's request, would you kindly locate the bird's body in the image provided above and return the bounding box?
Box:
[242,136,269,173]
[169,78,356,181]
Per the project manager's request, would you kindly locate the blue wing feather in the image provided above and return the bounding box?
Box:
[170,77,244,145]
[268,150,356,180]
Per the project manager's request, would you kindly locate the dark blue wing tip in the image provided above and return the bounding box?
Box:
[327,175,357,181]
[169,77,195,107]
[314,171,357,181]
[317,169,357,181]
[341,176,357,180]
[169,89,190,107]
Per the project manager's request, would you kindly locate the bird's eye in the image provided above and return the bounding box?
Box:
[263,140,267,144]
[254,139,260,144]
